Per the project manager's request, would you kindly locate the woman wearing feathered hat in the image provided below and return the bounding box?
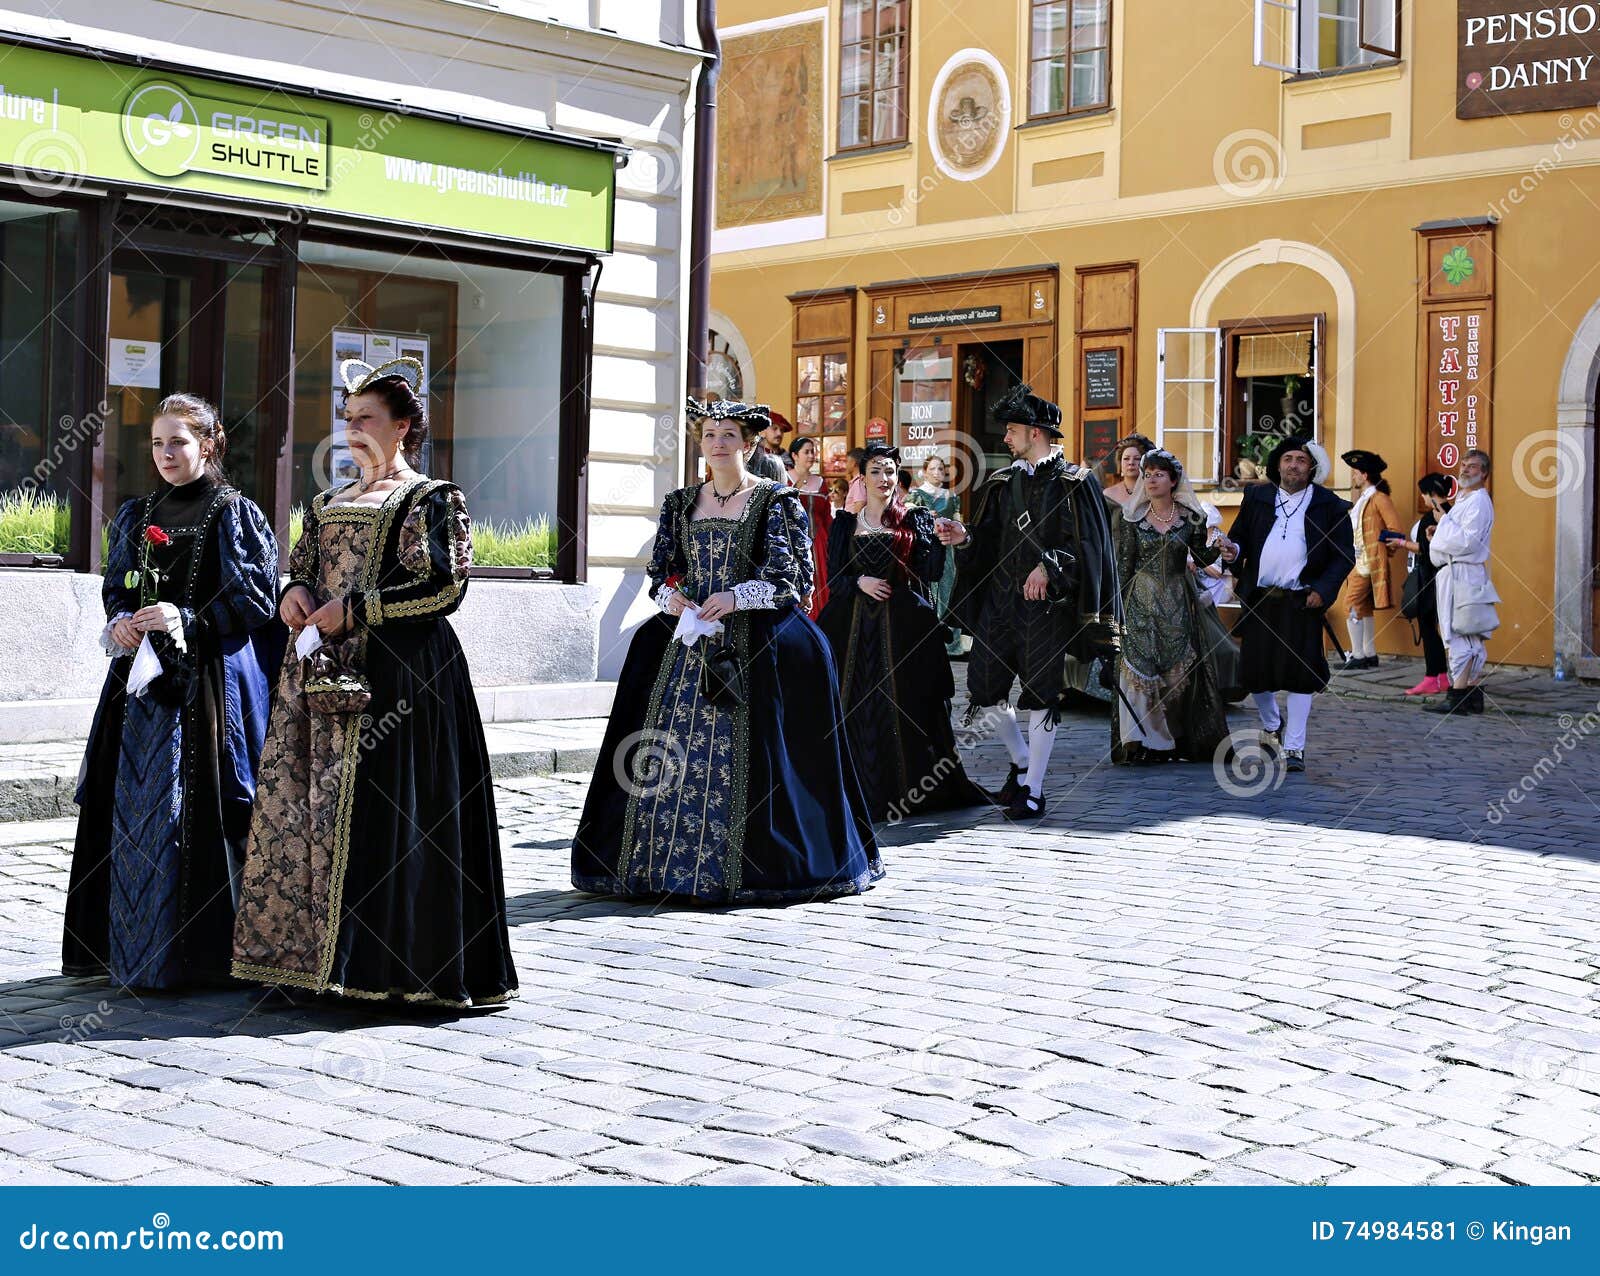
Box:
[1224,435,1355,773]
[1337,449,1406,672]
[817,442,986,821]
[572,397,880,902]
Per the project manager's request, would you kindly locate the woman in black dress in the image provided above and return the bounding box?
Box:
[817,443,986,822]
[231,359,516,1007]
[64,394,283,990]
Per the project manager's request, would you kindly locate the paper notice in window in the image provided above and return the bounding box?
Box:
[109,338,162,389]
[365,333,398,365]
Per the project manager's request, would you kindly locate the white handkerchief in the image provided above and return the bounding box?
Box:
[673,607,724,647]
[126,634,163,699]
[295,625,325,660]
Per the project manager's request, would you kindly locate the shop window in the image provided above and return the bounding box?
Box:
[296,241,569,573]
[0,202,80,565]
[894,344,953,474]
[1254,0,1399,75]
[1029,0,1112,119]
[1224,320,1321,484]
[795,348,851,475]
[838,0,911,150]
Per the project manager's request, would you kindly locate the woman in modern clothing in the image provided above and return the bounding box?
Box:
[818,444,986,823]
[788,435,832,619]
[572,398,880,904]
[64,395,282,991]
[231,359,516,1008]
[1111,450,1237,764]
[1397,473,1454,696]
[906,455,964,656]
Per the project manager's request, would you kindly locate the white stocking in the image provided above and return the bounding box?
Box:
[1283,693,1314,751]
[992,706,1028,769]
[1024,709,1056,800]
[1252,691,1282,732]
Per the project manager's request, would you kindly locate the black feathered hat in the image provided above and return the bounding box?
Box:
[992,382,1064,438]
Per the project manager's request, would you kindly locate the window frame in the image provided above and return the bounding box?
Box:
[836,0,912,153]
[1027,0,1114,122]
[1254,0,1401,76]
[1220,313,1326,487]
[1155,327,1223,487]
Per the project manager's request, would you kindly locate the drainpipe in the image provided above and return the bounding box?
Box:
[687,0,719,401]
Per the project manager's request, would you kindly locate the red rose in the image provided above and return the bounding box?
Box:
[145,526,170,546]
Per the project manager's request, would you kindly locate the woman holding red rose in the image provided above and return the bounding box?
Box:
[63,394,283,991]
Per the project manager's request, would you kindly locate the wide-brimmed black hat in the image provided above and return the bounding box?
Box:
[992,382,1064,438]
[1266,435,1331,486]
[686,396,772,430]
[1341,449,1388,478]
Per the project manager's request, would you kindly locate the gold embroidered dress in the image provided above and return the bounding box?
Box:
[231,477,516,1006]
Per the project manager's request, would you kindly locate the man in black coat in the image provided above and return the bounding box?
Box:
[1226,436,1354,773]
[938,383,1119,818]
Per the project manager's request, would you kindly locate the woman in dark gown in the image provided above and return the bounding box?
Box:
[572,397,881,904]
[1110,450,1237,764]
[817,444,986,823]
[64,394,283,990]
[231,360,516,1007]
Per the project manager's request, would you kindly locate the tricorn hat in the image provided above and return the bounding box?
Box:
[992,382,1064,438]
[1341,449,1388,479]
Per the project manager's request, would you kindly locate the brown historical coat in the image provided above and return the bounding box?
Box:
[1360,488,1406,610]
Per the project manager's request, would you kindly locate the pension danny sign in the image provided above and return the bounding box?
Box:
[0,40,613,252]
[1459,2,1600,118]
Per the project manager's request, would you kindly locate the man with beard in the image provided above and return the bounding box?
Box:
[1226,436,1355,773]
[1426,448,1497,716]
[937,383,1119,819]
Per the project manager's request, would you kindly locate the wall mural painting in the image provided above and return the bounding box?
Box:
[718,22,825,228]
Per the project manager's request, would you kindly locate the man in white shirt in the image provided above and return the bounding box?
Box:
[1426,449,1497,716]
[1225,437,1355,773]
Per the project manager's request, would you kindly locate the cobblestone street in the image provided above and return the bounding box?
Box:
[2,684,1599,1186]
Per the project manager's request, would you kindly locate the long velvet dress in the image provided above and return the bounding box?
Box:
[572,480,881,903]
[231,477,517,1007]
[793,476,833,620]
[64,477,283,989]
[1111,510,1229,763]
[817,508,987,823]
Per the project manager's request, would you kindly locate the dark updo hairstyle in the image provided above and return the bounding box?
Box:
[1140,450,1184,485]
[345,374,428,467]
[154,392,228,483]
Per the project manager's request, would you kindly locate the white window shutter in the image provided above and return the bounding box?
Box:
[1156,328,1224,485]
[1358,0,1401,59]
[1254,0,1301,74]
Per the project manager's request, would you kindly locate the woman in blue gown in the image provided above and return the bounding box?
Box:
[63,394,283,990]
[572,398,881,904]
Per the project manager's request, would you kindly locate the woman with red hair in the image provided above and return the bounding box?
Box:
[816,444,986,822]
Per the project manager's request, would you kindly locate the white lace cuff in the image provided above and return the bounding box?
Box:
[100,612,132,657]
[653,582,679,612]
[732,580,777,611]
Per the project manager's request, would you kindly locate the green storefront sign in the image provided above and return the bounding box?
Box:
[0,40,615,251]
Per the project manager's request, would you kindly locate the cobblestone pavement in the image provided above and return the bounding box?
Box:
[2,686,1598,1187]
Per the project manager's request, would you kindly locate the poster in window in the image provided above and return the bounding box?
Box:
[821,435,849,477]
[365,332,398,366]
[332,329,366,386]
[109,338,162,389]
[397,336,430,393]
[796,397,819,433]
[1083,418,1119,475]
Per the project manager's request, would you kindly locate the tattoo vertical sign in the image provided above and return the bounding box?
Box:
[1416,222,1495,482]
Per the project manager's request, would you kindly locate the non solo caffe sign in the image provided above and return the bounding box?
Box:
[0,40,613,251]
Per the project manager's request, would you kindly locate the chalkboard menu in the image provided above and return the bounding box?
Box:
[1085,348,1121,408]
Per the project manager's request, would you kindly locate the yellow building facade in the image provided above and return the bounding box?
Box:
[709,1,1600,673]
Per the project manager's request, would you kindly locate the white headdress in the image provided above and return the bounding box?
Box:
[339,356,425,397]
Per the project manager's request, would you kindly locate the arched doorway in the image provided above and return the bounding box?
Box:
[1554,301,1600,673]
